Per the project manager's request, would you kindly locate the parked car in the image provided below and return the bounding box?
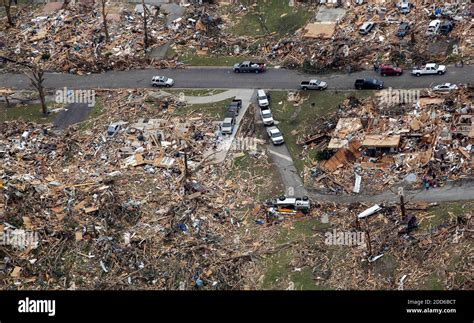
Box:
[260,109,274,126]
[257,89,269,108]
[107,123,121,136]
[266,126,284,145]
[439,21,454,35]
[224,110,237,119]
[380,64,403,76]
[151,76,175,87]
[396,22,410,37]
[359,22,375,35]
[354,78,384,90]
[300,79,327,90]
[432,83,458,92]
[411,63,446,76]
[426,19,441,35]
[226,106,239,118]
[233,61,266,73]
[227,99,242,114]
[220,117,235,135]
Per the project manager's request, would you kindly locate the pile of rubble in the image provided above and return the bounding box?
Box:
[0,89,274,289]
[301,87,473,194]
[1,3,176,74]
[254,199,473,290]
[2,1,472,74]
[188,1,474,71]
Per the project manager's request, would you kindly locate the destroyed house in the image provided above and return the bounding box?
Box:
[362,135,401,155]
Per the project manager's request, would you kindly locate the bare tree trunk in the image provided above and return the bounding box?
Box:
[3,0,14,27]
[4,94,11,108]
[142,0,148,53]
[26,67,47,115]
[61,0,71,10]
[101,0,109,43]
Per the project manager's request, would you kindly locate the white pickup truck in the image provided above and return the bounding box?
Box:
[411,63,446,77]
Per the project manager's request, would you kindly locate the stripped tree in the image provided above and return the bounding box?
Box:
[100,0,109,43]
[141,0,149,53]
[2,0,14,27]
[25,66,47,115]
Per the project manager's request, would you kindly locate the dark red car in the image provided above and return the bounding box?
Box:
[380,65,403,76]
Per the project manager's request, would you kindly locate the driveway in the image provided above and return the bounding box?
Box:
[53,103,91,129]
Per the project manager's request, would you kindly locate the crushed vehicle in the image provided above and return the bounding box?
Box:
[359,22,375,35]
[411,63,446,76]
[439,21,454,35]
[265,195,311,218]
[396,22,410,38]
[107,123,121,137]
[260,109,274,126]
[266,126,284,145]
[300,79,328,90]
[397,1,411,14]
[426,19,441,35]
[432,83,458,92]
[151,76,175,88]
[233,61,266,73]
[354,78,384,90]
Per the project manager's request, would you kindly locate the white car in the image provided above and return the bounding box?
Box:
[257,89,269,108]
[260,109,274,126]
[151,76,175,87]
[266,126,284,145]
[433,83,458,92]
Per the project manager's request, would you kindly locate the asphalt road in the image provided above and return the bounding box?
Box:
[1,65,472,90]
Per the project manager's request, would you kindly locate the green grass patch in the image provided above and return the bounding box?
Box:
[271,90,373,175]
[262,249,292,289]
[0,103,55,123]
[165,45,177,59]
[419,201,471,232]
[227,151,283,202]
[423,274,444,290]
[79,101,104,130]
[229,0,312,37]
[262,217,331,289]
[172,98,233,120]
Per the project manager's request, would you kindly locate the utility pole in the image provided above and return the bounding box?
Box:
[142,0,149,53]
[398,187,406,220]
[183,151,188,178]
[365,218,372,256]
[100,0,109,43]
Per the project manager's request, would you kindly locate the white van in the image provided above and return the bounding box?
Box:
[426,20,441,35]
[257,89,269,108]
